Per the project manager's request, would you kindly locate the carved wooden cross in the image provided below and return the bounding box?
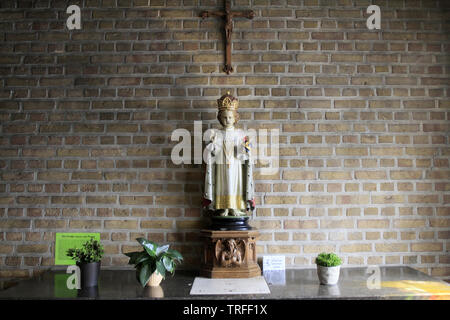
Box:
[200,1,255,74]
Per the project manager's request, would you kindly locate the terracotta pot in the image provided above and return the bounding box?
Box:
[317,265,340,285]
[146,271,163,287]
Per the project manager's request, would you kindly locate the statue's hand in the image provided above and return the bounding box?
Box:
[243,136,251,153]
[247,199,255,211]
[202,198,211,208]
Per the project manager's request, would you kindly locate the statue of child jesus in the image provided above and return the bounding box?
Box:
[202,92,255,219]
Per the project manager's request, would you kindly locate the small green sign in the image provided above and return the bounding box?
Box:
[55,232,100,265]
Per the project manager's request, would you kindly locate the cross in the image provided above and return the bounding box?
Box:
[200,1,255,74]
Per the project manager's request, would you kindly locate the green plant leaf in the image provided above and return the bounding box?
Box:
[315,252,342,267]
[137,238,157,257]
[162,256,174,273]
[124,251,140,264]
[156,261,166,278]
[134,253,151,265]
[139,263,151,287]
[166,248,183,261]
[156,244,170,256]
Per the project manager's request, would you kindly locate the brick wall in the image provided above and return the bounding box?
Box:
[0,0,449,281]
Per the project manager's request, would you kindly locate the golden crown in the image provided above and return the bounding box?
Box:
[217,91,239,111]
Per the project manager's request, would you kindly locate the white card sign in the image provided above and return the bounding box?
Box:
[263,255,285,271]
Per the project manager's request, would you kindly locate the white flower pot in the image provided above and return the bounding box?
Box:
[317,265,340,285]
[146,271,163,287]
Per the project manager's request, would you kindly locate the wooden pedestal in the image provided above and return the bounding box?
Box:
[200,229,261,278]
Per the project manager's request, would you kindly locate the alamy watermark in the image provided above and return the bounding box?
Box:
[65,4,382,31]
[366,5,381,30]
[366,265,381,290]
[66,265,80,290]
[66,5,81,30]
[170,121,280,175]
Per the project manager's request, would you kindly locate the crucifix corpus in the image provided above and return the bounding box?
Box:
[200,1,255,75]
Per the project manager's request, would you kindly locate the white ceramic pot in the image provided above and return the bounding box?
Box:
[317,265,340,285]
[146,271,163,287]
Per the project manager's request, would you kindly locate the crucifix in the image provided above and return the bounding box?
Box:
[200,1,255,74]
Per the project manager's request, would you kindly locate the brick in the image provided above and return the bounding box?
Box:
[430,219,450,228]
[303,245,335,254]
[408,195,439,203]
[282,171,315,180]
[296,54,328,62]
[320,219,353,229]
[312,32,344,40]
[104,220,138,229]
[106,124,139,133]
[336,195,370,205]
[119,196,154,205]
[86,196,116,204]
[141,220,173,229]
[390,171,422,179]
[357,220,390,228]
[318,124,351,131]
[69,220,102,229]
[127,148,159,156]
[37,172,70,181]
[0,220,30,229]
[268,245,300,254]
[249,220,281,230]
[341,244,372,253]
[394,219,426,228]
[411,243,443,252]
[319,172,352,180]
[246,77,278,85]
[0,245,14,254]
[375,243,409,252]
[17,244,48,253]
[355,171,387,179]
[300,196,332,205]
[17,197,48,204]
[210,77,244,85]
[370,148,403,156]
[155,196,188,205]
[264,100,296,108]
[176,220,204,230]
[72,172,103,180]
[243,32,276,40]
[300,148,332,156]
[283,124,314,132]
[35,220,66,228]
[331,54,364,63]
[316,77,348,85]
[280,77,313,85]
[265,196,297,204]
[284,220,318,229]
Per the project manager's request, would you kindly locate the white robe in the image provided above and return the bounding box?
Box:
[204,128,254,211]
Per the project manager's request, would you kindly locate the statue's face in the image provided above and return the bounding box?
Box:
[220,110,235,129]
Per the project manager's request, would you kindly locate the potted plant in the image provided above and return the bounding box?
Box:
[66,237,104,288]
[125,238,183,287]
[315,252,342,285]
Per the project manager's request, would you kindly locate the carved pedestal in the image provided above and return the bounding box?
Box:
[200,229,261,278]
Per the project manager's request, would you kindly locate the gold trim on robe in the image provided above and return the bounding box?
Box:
[215,195,246,210]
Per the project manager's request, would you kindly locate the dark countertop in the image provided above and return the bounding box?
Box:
[0,266,449,300]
